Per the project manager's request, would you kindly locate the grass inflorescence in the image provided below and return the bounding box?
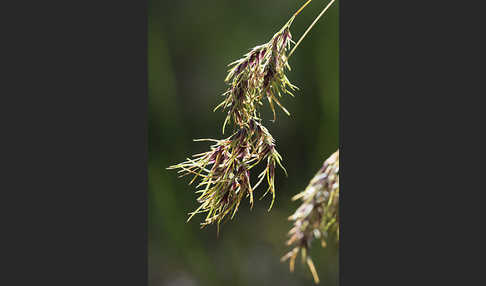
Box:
[282,150,339,284]
[167,3,310,231]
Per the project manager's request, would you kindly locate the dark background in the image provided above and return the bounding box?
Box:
[148,1,339,285]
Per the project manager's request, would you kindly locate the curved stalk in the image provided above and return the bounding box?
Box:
[289,0,337,58]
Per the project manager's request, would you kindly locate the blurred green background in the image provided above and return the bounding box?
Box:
[149,1,338,285]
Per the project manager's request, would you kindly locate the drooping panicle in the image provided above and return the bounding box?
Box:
[169,10,300,231]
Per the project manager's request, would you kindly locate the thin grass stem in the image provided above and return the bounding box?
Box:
[289,0,336,58]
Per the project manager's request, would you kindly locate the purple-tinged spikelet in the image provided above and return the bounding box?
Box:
[281,150,339,284]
